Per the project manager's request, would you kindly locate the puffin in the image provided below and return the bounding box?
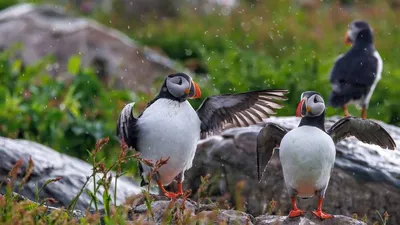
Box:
[117,73,288,199]
[257,91,396,219]
[328,20,382,119]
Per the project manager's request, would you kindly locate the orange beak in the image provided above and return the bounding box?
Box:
[296,98,306,117]
[344,31,352,45]
[187,81,201,99]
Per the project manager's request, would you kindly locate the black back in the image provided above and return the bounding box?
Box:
[328,28,378,107]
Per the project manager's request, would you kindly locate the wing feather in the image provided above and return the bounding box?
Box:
[197,89,289,139]
[256,123,287,180]
[116,103,139,150]
[327,116,396,150]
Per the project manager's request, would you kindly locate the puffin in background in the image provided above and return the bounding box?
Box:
[257,91,395,219]
[328,20,382,119]
[117,73,288,199]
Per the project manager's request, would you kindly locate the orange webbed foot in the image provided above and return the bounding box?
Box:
[163,191,182,199]
[313,210,333,219]
[288,209,305,218]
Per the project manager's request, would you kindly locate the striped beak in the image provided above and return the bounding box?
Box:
[296,98,306,117]
[187,81,201,99]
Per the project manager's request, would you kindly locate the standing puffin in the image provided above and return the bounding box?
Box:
[257,91,395,219]
[117,73,288,199]
[328,20,382,119]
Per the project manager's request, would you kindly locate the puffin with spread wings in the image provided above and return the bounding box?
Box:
[117,73,288,199]
[257,91,395,219]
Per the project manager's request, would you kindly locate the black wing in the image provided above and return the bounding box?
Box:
[116,102,139,150]
[327,116,396,150]
[256,123,287,180]
[196,89,288,139]
[328,50,379,107]
[329,49,379,86]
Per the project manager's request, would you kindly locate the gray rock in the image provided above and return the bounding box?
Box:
[130,197,253,225]
[132,199,196,224]
[197,210,253,225]
[254,213,366,225]
[129,198,363,225]
[185,116,400,224]
[0,136,142,210]
[0,3,185,92]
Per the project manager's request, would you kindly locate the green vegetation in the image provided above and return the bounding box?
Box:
[0,1,398,223]
[1,0,399,189]
[94,0,400,123]
[0,49,136,173]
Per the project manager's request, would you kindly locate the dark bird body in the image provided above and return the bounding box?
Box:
[328,20,382,118]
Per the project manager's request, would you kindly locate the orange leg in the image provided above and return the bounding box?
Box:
[156,180,180,199]
[343,105,350,117]
[361,107,367,119]
[177,182,184,195]
[288,197,304,218]
[312,197,333,219]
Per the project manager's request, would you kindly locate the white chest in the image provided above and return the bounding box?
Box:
[279,126,336,197]
[136,99,201,185]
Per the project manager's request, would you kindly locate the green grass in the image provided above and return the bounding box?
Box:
[92,0,400,124]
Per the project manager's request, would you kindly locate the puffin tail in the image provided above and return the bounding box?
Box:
[327,92,352,108]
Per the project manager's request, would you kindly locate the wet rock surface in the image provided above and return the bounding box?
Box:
[0,136,142,210]
[185,116,400,224]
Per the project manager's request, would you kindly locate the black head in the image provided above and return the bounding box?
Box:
[344,20,373,45]
[296,91,325,118]
[159,73,201,102]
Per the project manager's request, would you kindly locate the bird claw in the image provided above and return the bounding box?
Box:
[164,191,182,199]
[313,210,333,219]
[288,209,304,218]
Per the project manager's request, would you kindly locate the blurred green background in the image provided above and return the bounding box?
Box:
[0,0,399,177]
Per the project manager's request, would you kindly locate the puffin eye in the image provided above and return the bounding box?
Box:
[178,78,182,85]
[314,95,323,103]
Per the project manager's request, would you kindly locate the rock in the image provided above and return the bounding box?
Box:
[197,210,253,225]
[132,198,197,224]
[110,197,363,225]
[185,116,400,224]
[129,196,253,225]
[0,136,142,210]
[0,4,185,92]
[254,213,366,225]
[5,190,365,225]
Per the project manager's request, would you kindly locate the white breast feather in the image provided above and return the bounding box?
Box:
[279,126,336,198]
[137,99,201,185]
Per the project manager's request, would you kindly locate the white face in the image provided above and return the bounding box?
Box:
[165,75,191,99]
[346,20,372,43]
[305,94,325,117]
[298,93,325,117]
[347,24,360,42]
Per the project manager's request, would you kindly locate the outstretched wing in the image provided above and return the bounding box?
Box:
[256,123,287,180]
[116,102,139,150]
[327,116,396,150]
[196,89,288,139]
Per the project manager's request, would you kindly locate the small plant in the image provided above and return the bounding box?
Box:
[234,180,246,212]
[197,174,211,206]
[361,214,368,223]
[376,210,390,225]
[268,199,277,215]
[0,157,67,224]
